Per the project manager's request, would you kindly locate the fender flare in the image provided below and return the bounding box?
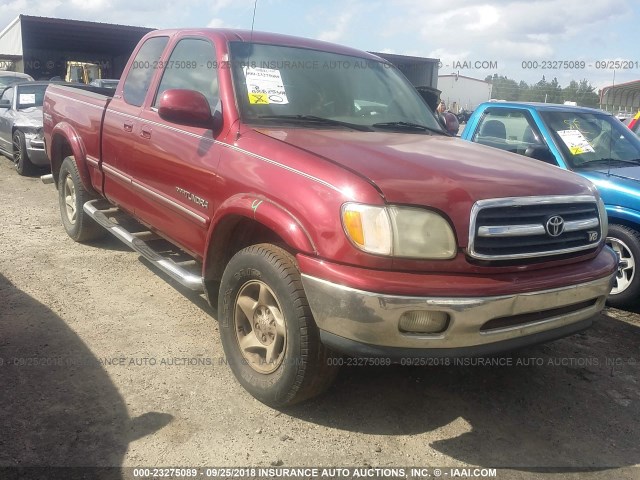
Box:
[50,122,92,192]
[204,193,317,262]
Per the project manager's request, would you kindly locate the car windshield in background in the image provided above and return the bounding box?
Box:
[15,84,48,109]
[229,42,444,133]
[0,77,27,88]
[540,111,640,170]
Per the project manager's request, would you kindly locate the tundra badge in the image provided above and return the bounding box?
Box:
[176,187,209,209]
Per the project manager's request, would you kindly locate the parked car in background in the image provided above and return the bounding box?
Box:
[88,79,119,89]
[461,101,640,308]
[628,111,640,136]
[0,81,49,175]
[0,71,34,88]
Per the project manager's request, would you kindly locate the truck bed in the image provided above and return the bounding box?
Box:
[43,83,114,193]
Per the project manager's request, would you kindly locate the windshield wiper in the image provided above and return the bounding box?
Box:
[255,114,373,132]
[580,158,640,169]
[371,121,445,135]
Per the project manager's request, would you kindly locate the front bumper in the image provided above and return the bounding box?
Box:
[301,273,614,359]
[26,136,48,166]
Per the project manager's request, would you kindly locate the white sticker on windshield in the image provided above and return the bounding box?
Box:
[19,93,36,105]
[557,129,595,155]
[243,67,289,105]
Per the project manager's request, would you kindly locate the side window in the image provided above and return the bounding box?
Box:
[1,87,14,104]
[473,109,546,156]
[153,38,218,109]
[123,36,169,107]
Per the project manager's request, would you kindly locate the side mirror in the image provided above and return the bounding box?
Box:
[0,99,11,109]
[525,145,556,164]
[158,89,215,128]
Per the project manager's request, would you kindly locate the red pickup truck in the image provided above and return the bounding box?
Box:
[43,28,616,407]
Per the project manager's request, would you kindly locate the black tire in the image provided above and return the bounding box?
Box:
[13,130,35,176]
[606,224,640,308]
[58,156,105,242]
[218,243,339,407]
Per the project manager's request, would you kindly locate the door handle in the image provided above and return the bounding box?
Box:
[123,122,133,132]
[140,127,152,139]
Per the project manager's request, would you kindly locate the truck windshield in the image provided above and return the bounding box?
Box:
[540,110,640,170]
[229,42,444,133]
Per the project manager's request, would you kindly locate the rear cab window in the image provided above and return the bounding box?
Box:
[123,36,170,107]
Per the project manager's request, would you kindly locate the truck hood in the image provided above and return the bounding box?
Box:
[256,128,594,210]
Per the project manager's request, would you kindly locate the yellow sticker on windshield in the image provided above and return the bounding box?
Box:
[244,67,289,105]
[557,129,595,155]
[248,93,269,104]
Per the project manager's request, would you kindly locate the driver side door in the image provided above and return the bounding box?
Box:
[131,36,224,259]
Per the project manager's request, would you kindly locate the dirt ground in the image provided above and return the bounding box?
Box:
[0,156,638,480]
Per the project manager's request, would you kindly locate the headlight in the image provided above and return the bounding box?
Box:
[341,203,392,255]
[597,197,608,238]
[342,203,457,259]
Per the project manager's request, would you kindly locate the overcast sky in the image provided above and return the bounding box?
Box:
[1,0,638,90]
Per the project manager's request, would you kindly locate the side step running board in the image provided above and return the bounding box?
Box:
[83,200,205,292]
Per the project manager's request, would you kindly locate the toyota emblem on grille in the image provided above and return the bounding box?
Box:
[545,215,565,237]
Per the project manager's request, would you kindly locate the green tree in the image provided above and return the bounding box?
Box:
[576,79,599,108]
[485,74,520,100]
[562,80,580,103]
[483,75,600,107]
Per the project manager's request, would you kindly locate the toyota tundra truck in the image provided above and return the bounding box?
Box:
[43,28,617,407]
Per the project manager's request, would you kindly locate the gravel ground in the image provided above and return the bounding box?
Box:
[0,156,638,480]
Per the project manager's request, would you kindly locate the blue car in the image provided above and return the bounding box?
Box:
[462,101,640,308]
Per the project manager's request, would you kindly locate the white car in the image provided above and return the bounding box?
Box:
[0,71,34,89]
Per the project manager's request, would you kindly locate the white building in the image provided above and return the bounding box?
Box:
[437,74,492,113]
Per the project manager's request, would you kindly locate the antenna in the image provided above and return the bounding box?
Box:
[237,0,258,144]
[250,0,258,42]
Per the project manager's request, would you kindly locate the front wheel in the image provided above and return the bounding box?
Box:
[58,156,105,242]
[13,130,35,176]
[606,224,640,308]
[218,244,339,407]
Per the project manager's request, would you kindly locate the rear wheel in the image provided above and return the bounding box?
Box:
[58,156,105,242]
[606,224,640,308]
[13,130,35,176]
[218,244,339,407]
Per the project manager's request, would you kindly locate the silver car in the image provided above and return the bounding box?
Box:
[0,81,48,175]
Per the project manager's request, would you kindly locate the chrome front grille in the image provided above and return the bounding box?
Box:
[468,195,604,261]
